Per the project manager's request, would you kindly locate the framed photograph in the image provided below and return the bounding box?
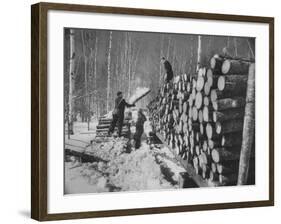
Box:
[31,2,274,221]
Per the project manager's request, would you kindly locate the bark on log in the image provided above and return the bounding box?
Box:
[192,106,198,121]
[204,82,211,95]
[221,132,243,147]
[206,122,220,139]
[211,147,241,163]
[217,75,248,95]
[203,106,213,122]
[203,96,209,106]
[238,63,255,185]
[210,55,223,73]
[215,119,244,135]
[208,139,221,149]
[212,97,246,111]
[221,59,250,75]
[195,91,203,109]
[196,76,205,91]
[219,173,238,185]
[213,108,245,122]
[216,163,234,175]
[209,170,219,182]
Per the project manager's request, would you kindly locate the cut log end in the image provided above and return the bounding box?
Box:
[222,60,231,74]
[206,123,213,139]
[217,76,225,91]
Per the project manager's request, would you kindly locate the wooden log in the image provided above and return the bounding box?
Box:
[96,123,128,129]
[96,128,129,133]
[219,173,238,185]
[212,97,246,111]
[211,162,217,173]
[192,106,198,121]
[208,139,221,149]
[221,132,243,147]
[196,76,205,91]
[209,170,219,182]
[217,75,248,95]
[206,68,213,80]
[203,106,213,122]
[207,75,219,89]
[203,96,209,106]
[216,163,234,175]
[215,119,244,135]
[211,147,241,163]
[191,88,196,100]
[198,109,203,123]
[204,82,211,95]
[202,140,208,152]
[198,67,206,77]
[200,123,204,135]
[195,91,203,109]
[221,59,250,75]
[202,164,209,179]
[212,108,245,122]
[238,63,255,185]
[210,55,223,73]
[206,122,220,139]
[182,102,188,113]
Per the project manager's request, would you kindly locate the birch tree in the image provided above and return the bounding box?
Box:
[106,31,112,112]
[159,34,164,85]
[68,29,75,138]
[196,35,202,72]
[93,32,98,117]
[81,30,90,130]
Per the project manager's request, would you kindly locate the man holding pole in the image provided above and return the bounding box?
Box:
[108,91,135,137]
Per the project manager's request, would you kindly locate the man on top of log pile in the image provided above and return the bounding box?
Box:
[133,109,147,149]
[161,57,174,83]
[108,91,135,137]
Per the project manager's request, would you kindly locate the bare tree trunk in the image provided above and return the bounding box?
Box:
[94,33,98,118]
[196,35,202,72]
[128,33,132,98]
[106,31,112,112]
[234,37,238,57]
[81,30,90,130]
[159,34,164,85]
[166,36,171,60]
[237,63,255,185]
[68,29,75,138]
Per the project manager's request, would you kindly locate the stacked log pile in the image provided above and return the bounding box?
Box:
[96,115,131,138]
[148,54,255,186]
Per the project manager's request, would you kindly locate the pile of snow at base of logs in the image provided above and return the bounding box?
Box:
[65,137,186,194]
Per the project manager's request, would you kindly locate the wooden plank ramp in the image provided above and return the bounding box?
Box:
[156,133,220,188]
[65,138,108,163]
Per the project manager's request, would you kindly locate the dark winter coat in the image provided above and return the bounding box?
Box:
[163,60,174,82]
[114,96,134,116]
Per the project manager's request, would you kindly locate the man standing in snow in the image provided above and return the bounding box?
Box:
[161,57,174,83]
[108,91,135,137]
[133,109,147,149]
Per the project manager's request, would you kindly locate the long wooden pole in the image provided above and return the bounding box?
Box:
[237,63,255,185]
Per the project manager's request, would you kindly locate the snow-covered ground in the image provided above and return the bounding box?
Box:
[64,116,192,194]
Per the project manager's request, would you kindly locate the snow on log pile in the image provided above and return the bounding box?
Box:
[147,54,255,186]
[65,138,187,194]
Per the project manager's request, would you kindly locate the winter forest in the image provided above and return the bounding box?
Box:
[64,28,255,194]
[64,28,254,126]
